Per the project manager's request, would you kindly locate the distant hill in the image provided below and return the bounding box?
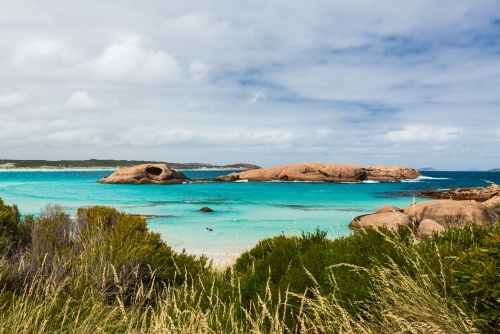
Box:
[488,168,500,172]
[418,167,440,171]
[0,159,261,170]
[465,168,482,172]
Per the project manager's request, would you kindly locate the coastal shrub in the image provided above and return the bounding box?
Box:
[0,201,208,304]
[232,227,413,323]
[71,206,209,302]
[0,199,21,252]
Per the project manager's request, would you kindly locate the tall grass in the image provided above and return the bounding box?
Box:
[0,198,497,333]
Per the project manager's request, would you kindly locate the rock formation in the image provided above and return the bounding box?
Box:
[483,195,500,208]
[364,166,421,181]
[98,163,189,184]
[349,200,498,237]
[214,163,420,182]
[403,200,498,228]
[417,219,445,238]
[418,184,500,202]
[375,205,403,213]
[349,211,412,230]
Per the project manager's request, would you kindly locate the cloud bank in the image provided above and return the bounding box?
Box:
[0,0,499,170]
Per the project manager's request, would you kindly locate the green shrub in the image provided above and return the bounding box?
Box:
[232,226,414,327]
[0,199,21,247]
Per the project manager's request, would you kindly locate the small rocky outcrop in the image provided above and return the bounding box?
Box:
[214,173,241,182]
[199,207,214,212]
[98,163,189,184]
[349,211,412,230]
[418,219,445,238]
[375,205,403,213]
[403,200,498,228]
[418,184,500,202]
[214,163,420,182]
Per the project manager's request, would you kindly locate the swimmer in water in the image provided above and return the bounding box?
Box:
[207,227,213,231]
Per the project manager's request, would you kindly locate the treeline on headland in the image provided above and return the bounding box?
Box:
[0,159,260,170]
[0,198,499,333]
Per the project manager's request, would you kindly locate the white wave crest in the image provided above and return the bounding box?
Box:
[416,176,450,180]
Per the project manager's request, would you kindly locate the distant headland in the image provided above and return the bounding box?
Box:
[418,167,440,171]
[0,159,260,170]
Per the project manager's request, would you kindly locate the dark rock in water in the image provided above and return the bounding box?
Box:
[213,173,240,182]
[418,184,500,202]
[199,206,214,212]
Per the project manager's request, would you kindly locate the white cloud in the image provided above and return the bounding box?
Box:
[247,90,266,105]
[13,40,67,63]
[0,92,27,109]
[383,125,461,143]
[65,91,98,110]
[0,0,498,169]
[189,59,210,84]
[161,12,230,41]
[93,35,182,83]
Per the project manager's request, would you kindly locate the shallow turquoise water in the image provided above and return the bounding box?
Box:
[0,169,498,256]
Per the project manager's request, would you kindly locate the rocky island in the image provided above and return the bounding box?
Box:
[98,163,190,184]
[214,162,420,182]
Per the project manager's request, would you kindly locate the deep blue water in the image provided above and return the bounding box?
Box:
[0,169,498,256]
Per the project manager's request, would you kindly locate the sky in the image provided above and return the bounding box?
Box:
[0,0,499,170]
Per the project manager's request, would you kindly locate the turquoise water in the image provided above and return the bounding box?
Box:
[0,169,499,257]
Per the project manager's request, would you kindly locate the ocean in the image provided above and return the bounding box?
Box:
[0,169,499,258]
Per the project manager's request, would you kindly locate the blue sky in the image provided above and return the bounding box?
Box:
[0,0,499,170]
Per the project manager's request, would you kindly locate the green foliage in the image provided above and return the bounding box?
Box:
[439,225,500,330]
[0,200,208,305]
[0,199,23,254]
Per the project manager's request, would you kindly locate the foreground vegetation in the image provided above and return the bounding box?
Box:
[0,159,258,170]
[1,198,499,333]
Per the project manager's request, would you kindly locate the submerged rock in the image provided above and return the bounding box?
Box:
[403,200,498,228]
[349,212,412,230]
[214,162,420,182]
[98,163,189,184]
[199,206,214,212]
